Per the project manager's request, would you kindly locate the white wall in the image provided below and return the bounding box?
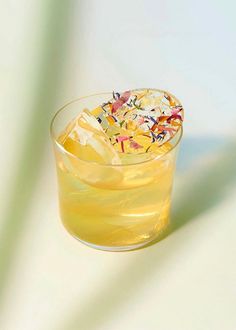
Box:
[63,0,236,137]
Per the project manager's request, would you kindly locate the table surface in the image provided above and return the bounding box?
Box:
[0,1,236,329]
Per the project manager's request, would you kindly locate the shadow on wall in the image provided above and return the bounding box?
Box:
[54,136,236,330]
[0,0,74,310]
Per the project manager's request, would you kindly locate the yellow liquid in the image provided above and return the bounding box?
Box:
[55,140,176,250]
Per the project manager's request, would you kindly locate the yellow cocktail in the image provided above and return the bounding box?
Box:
[51,89,183,251]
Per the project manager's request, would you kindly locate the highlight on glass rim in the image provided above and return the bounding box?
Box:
[51,88,184,251]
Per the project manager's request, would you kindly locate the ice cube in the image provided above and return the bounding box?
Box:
[95,89,183,158]
[58,109,121,165]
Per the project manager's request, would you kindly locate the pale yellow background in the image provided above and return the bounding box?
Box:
[0,1,236,330]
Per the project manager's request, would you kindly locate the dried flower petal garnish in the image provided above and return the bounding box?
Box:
[94,88,184,154]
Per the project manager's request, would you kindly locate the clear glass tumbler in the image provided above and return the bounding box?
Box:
[50,92,183,251]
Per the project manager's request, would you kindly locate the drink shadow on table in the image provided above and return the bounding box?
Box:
[54,136,236,330]
[157,136,235,239]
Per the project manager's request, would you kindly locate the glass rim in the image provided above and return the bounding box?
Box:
[50,89,183,167]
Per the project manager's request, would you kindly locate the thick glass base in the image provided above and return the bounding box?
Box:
[70,226,169,252]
